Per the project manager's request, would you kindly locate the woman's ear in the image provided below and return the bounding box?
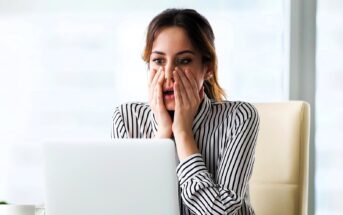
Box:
[204,70,213,80]
[203,64,213,80]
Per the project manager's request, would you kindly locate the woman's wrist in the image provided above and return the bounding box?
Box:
[174,131,199,161]
[155,128,173,138]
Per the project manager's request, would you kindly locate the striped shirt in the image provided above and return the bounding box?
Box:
[111,94,260,215]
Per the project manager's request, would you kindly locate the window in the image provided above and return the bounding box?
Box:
[316,0,343,214]
[0,1,288,204]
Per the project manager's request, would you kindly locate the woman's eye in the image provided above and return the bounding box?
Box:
[177,58,192,65]
[152,58,164,65]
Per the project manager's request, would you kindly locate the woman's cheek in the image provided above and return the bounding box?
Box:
[179,65,189,71]
[149,65,159,74]
[149,63,156,70]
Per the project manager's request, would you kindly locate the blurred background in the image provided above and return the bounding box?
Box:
[0,0,342,214]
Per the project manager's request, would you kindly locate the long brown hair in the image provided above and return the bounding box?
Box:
[142,8,226,101]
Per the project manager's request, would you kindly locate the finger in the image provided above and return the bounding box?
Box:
[148,69,156,101]
[174,79,182,108]
[174,67,192,102]
[173,69,188,104]
[157,69,165,86]
[148,68,157,85]
[156,78,165,111]
[149,67,162,101]
[151,67,162,87]
[156,70,165,108]
[183,68,200,100]
[153,80,158,107]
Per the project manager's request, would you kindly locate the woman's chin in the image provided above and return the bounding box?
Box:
[164,100,175,111]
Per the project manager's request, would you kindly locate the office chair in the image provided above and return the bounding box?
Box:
[250,101,310,215]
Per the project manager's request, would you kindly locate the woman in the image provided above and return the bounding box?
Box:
[112,8,260,215]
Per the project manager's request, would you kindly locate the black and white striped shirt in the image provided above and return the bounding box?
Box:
[111,94,260,215]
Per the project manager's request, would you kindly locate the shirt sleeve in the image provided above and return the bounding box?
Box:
[176,103,260,215]
[111,105,128,139]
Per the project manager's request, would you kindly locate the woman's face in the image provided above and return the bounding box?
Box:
[149,26,211,111]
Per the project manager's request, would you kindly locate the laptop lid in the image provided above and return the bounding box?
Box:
[44,139,180,215]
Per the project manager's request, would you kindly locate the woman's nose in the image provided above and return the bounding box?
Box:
[164,64,174,81]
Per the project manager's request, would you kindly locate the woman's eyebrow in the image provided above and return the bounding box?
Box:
[151,50,195,55]
[176,50,195,55]
[152,51,165,55]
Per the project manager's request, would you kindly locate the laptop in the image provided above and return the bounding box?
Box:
[43,139,180,215]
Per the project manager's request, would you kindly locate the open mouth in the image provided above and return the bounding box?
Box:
[163,90,174,95]
[163,88,174,99]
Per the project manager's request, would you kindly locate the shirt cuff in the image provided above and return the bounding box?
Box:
[176,153,208,186]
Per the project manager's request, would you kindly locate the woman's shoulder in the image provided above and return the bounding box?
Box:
[114,101,149,108]
[112,101,151,117]
[210,99,259,119]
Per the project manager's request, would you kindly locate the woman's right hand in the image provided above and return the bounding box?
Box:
[148,67,173,138]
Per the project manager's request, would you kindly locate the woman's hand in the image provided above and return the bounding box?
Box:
[148,67,173,138]
[172,67,204,160]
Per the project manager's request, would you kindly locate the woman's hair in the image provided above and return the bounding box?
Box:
[142,8,226,101]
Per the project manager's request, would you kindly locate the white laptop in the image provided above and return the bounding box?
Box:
[43,139,180,215]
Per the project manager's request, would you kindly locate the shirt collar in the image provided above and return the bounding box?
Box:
[192,93,212,133]
[150,93,212,137]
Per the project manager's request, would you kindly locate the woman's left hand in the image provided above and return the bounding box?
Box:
[172,67,204,160]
